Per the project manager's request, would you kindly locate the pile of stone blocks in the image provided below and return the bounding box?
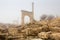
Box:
[18,17,60,40]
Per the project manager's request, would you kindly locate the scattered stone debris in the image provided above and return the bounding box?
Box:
[0,17,60,40]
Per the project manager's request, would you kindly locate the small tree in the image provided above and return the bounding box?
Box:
[47,15,55,20]
[40,14,47,20]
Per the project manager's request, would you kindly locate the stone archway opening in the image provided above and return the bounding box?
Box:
[21,10,34,25]
[21,3,34,25]
[24,16,30,24]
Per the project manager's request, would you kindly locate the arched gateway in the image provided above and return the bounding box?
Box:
[21,10,34,25]
[21,3,34,25]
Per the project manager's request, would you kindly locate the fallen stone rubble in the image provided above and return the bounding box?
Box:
[19,17,60,40]
[0,17,60,40]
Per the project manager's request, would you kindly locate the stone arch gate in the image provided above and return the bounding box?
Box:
[21,10,34,25]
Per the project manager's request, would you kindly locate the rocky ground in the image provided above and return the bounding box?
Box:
[17,17,60,40]
[0,17,60,40]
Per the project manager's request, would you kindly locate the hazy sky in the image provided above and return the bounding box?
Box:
[0,0,60,24]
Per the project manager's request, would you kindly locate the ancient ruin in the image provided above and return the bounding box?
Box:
[0,2,60,40]
[21,3,34,25]
[21,10,34,25]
